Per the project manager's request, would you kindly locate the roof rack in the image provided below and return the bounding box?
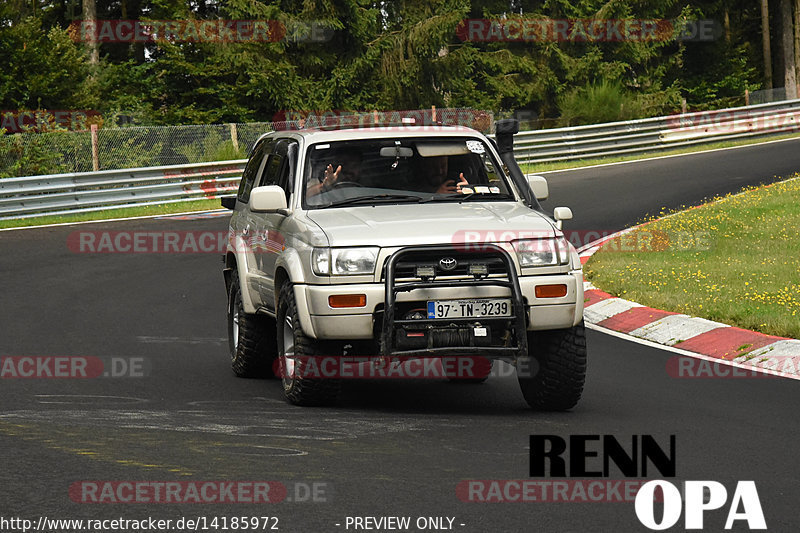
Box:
[271,109,493,133]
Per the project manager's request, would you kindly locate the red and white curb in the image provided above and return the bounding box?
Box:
[578,232,800,379]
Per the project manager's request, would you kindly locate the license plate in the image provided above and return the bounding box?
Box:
[427,299,511,319]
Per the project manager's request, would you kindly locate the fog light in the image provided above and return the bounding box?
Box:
[469,263,488,276]
[535,284,568,298]
[328,294,367,308]
[416,266,436,278]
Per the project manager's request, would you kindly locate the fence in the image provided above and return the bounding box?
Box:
[0,122,271,178]
[2,99,800,220]
[0,108,491,177]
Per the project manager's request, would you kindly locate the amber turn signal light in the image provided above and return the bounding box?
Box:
[328,294,367,308]
[535,284,568,298]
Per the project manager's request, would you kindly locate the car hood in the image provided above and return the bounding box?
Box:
[305,202,557,247]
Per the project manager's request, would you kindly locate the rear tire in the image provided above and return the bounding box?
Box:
[276,283,340,406]
[228,269,277,378]
[517,321,587,410]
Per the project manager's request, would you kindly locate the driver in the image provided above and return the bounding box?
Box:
[307,150,362,197]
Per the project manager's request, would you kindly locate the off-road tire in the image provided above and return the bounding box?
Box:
[444,356,493,384]
[276,283,340,406]
[228,269,277,378]
[517,321,587,410]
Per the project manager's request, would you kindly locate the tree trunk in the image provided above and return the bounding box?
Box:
[762,0,773,89]
[782,0,798,98]
[82,0,98,66]
[795,0,800,90]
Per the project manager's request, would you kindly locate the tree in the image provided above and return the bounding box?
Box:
[762,0,773,89]
[782,0,797,97]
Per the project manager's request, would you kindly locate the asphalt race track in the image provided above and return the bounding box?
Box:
[2,139,799,532]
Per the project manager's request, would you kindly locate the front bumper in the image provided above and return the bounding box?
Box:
[297,270,583,341]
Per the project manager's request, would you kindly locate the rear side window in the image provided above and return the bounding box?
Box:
[237,138,273,203]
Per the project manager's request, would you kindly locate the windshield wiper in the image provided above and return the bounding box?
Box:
[432,192,514,202]
[317,194,426,208]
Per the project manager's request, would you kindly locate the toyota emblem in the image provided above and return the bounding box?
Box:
[439,257,457,271]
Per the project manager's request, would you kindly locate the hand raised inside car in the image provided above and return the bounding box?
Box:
[322,163,343,189]
[435,173,469,194]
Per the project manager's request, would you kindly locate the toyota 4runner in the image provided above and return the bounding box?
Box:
[222,119,586,409]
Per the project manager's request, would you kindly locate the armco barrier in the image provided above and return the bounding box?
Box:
[3,98,800,220]
[0,160,245,219]
[512,98,800,164]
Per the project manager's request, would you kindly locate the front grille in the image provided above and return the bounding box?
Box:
[381,250,507,280]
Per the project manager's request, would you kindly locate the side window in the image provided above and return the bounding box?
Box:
[237,138,273,203]
[258,139,298,204]
[259,153,284,187]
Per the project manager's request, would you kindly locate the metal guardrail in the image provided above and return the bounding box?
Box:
[3,98,800,220]
[512,98,800,165]
[0,160,245,219]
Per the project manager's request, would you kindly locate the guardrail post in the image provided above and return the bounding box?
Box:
[90,124,99,171]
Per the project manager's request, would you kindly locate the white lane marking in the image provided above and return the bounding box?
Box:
[0,209,229,232]
[137,336,226,344]
[534,134,800,175]
[585,322,800,381]
[187,443,308,457]
[628,315,728,345]
[0,404,430,440]
[34,395,148,404]
[583,298,642,323]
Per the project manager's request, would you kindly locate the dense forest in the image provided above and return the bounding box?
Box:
[1,0,799,129]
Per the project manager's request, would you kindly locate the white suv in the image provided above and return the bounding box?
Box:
[222,119,586,409]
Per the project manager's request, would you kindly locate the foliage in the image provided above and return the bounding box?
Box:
[0,0,788,132]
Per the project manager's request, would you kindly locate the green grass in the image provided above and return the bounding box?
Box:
[0,199,224,229]
[585,176,800,340]
[521,131,800,173]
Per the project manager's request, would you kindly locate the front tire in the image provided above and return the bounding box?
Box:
[517,321,587,410]
[228,269,277,378]
[276,283,340,406]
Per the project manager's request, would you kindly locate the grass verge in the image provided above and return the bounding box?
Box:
[522,131,800,173]
[585,175,800,340]
[0,199,224,229]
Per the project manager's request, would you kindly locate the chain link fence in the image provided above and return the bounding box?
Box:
[0,108,494,178]
[0,122,273,178]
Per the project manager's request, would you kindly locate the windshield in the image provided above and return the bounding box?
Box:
[302,137,515,208]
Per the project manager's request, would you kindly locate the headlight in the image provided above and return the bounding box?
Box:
[512,238,565,267]
[312,247,378,276]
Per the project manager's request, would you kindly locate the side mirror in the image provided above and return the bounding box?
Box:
[553,206,573,230]
[249,185,287,212]
[221,196,236,210]
[527,175,549,201]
